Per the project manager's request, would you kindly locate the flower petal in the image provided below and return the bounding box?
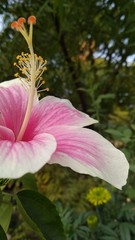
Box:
[0,112,6,126]
[0,132,56,178]
[0,78,22,88]
[0,78,38,104]
[23,96,97,139]
[0,126,15,141]
[48,127,129,189]
[0,82,28,138]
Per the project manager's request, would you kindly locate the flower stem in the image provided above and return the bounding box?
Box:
[96,206,102,224]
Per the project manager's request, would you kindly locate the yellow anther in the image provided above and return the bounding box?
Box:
[14,73,19,77]
[14,52,47,91]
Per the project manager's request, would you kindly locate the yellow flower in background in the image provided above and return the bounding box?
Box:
[87,215,98,228]
[86,187,111,206]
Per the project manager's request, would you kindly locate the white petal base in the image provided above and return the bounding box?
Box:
[0,133,56,178]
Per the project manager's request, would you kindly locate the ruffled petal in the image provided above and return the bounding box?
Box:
[23,96,97,140]
[0,82,28,138]
[0,132,56,178]
[48,127,129,189]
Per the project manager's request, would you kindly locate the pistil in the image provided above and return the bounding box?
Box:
[11,16,47,141]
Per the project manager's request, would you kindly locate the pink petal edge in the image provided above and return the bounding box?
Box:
[48,126,129,189]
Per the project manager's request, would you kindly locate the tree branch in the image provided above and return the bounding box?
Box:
[53,14,90,113]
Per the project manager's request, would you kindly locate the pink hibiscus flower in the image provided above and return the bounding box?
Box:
[0,16,129,189]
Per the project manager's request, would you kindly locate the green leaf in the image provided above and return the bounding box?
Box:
[131,124,135,131]
[0,202,12,233]
[16,189,66,240]
[20,173,38,190]
[105,128,131,143]
[125,187,135,200]
[100,225,118,237]
[125,27,135,34]
[94,94,115,106]
[128,223,135,234]
[100,237,119,240]
[0,225,7,240]
[105,129,123,138]
[119,223,131,240]
[123,129,132,138]
[130,164,135,173]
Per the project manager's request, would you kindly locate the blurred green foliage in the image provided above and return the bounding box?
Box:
[1,0,135,239]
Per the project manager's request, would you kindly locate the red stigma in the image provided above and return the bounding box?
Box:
[11,21,18,29]
[28,16,36,24]
[18,17,26,24]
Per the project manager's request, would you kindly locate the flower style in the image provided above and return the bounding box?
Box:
[0,16,129,189]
